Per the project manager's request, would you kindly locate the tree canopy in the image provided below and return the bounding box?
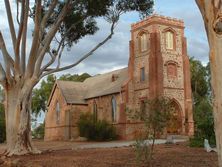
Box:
[190,57,210,104]
[189,57,214,147]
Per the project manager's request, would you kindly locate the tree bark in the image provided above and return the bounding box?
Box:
[4,82,40,156]
[196,0,222,166]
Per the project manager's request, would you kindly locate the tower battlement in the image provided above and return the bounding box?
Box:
[131,14,184,31]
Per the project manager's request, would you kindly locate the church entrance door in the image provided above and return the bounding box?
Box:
[167,101,182,134]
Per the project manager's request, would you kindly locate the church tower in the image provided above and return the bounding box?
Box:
[126,14,194,138]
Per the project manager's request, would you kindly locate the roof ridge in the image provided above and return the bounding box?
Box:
[84,67,128,83]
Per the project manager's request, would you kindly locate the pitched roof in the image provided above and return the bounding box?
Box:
[56,80,87,105]
[84,67,128,99]
[48,67,128,106]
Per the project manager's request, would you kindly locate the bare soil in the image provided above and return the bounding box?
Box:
[0,142,218,167]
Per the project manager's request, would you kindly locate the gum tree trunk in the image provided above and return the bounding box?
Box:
[4,81,40,156]
[196,0,222,166]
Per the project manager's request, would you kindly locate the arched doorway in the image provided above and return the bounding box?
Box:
[167,100,182,134]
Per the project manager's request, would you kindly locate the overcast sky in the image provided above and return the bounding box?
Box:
[0,0,209,77]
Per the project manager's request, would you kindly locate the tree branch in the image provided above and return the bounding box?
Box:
[40,38,65,72]
[21,0,30,74]
[0,63,6,85]
[40,20,117,78]
[0,32,14,84]
[25,0,42,79]
[33,1,70,77]
[41,0,58,35]
[4,0,17,51]
[14,0,26,76]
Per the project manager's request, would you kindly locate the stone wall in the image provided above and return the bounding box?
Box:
[86,93,126,139]
[45,85,88,141]
[125,14,194,138]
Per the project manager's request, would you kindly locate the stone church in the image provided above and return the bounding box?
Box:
[44,15,194,141]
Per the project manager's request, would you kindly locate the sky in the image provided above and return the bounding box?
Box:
[0,0,209,79]
[0,0,209,123]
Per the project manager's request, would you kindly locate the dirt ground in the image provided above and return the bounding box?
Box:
[0,142,218,167]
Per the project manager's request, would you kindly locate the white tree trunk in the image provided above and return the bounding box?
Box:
[210,40,222,167]
[4,83,40,156]
[196,0,222,166]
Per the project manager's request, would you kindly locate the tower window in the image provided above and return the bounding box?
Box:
[166,31,174,50]
[111,96,117,122]
[140,33,148,52]
[140,67,145,82]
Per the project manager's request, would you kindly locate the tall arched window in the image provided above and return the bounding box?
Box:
[165,31,174,50]
[111,96,117,122]
[140,33,147,52]
[56,102,60,124]
[93,101,97,122]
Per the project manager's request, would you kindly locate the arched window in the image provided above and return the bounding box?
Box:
[93,101,97,122]
[167,63,177,78]
[111,96,117,122]
[56,102,60,124]
[165,31,174,50]
[140,33,148,52]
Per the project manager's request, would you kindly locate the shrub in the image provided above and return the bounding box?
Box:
[77,113,117,141]
[189,137,204,147]
[128,96,174,167]
[190,98,216,147]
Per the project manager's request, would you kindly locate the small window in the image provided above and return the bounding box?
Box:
[140,67,145,82]
[111,96,117,122]
[93,101,97,122]
[56,102,60,124]
[166,31,174,50]
[140,33,147,52]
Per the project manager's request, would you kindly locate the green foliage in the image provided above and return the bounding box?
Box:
[189,137,204,147]
[78,113,117,141]
[190,98,215,147]
[130,97,174,136]
[190,57,209,103]
[129,96,174,166]
[0,103,6,143]
[33,0,153,48]
[32,123,45,139]
[59,73,91,82]
[189,57,215,147]
[32,73,91,116]
[32,75,56,116]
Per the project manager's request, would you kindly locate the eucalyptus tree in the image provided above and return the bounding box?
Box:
[196,0,222,166]
[0,0,153,155]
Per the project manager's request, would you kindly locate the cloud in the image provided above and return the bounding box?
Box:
[155,0,209,63]
[0,1,209,78]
